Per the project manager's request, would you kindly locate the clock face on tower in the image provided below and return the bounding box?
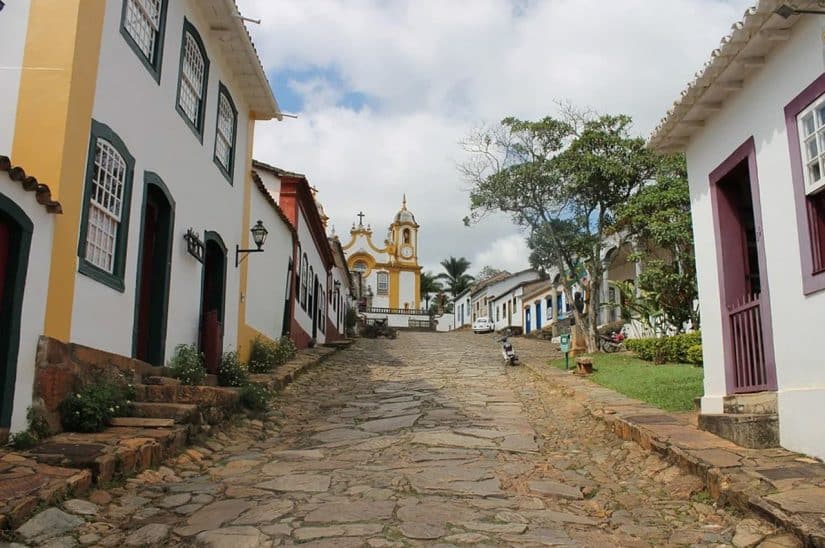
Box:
[400,244,414,259]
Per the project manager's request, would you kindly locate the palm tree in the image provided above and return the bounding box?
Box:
[420,271,442,311]
[437,256,474,297]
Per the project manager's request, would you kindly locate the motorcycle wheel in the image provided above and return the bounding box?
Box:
[602,341,620,353]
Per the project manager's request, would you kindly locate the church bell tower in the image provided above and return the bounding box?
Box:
[389,194,419,265]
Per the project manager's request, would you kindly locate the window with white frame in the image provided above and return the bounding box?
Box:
[122,0,166,78]
[78,121,135,291]
[377,271,389,295]
[214,85,236,179]
[177,21,208,136]
[798,97,825,195]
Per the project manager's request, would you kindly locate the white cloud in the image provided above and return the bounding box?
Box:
[238,0,752,276]
[473,233,532,274]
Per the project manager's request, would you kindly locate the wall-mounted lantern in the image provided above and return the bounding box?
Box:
[775,3,825,18]
[235,220,268,267]
[184,228,205,264]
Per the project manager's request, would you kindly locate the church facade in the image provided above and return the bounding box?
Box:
[343,197,421,311]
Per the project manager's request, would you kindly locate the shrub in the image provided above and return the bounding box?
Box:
[8,431,38,450]
[169,344,205,386]
[217,351,248,387]
[686,344,704,366]
[248,336,296,374]
[239,383,271,412]
[626,332,702,364]
[59,380,132,433]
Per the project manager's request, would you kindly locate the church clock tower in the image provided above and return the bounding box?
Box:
[389,194,419,266]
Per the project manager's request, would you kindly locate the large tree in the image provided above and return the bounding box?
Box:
[461,113,659,352]
[615,154,698,332]
[437,256,474,296]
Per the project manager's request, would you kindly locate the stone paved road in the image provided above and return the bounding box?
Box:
[12,332,795,547]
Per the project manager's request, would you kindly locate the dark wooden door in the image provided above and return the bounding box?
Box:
[200,241,225,374]
[311,276,319,340]
[0,216,14,429]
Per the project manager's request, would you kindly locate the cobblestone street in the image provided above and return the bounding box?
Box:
[11,332,792,547]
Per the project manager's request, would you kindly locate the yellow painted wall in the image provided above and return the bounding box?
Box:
[389,270,400,309]
[237,119,262,363]
[12,0,106,340]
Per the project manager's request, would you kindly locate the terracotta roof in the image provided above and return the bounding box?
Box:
[0,155,62,214]
[251,159,306,180]
[250,170,295,238]
[521,280,556,302]
[649,0,809,151]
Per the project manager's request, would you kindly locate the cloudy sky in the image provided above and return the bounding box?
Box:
[237,0,752,277]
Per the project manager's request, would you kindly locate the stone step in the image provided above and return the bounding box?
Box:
[723,391,778,415]
[142,375,181,386]
[130,402,200,424]
[698,413,780,449]
[131,384,238,425]
[107,417,175,428]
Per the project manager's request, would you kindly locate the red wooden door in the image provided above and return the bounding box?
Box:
[135,200,158,362]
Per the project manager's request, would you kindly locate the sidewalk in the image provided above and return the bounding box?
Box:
[517,340,825,546]
[0,342,346,531]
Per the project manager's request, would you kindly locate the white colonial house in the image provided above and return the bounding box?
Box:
[252,161,334,349]
[650,1,825,459]
[452,287,473,328]
[490,276,543,332]
[470,272,512,322]
[1,0,281,436]
[328,237,355,340]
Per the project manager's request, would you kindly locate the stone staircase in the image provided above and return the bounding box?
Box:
[698,392,780,448]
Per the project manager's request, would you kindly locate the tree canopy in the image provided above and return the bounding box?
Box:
[437,256,474,296]
[461,111,660,351]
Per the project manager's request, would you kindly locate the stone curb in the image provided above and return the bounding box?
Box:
[520,357,825,547]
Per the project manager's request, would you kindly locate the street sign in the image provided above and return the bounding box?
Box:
[559,333,571,353]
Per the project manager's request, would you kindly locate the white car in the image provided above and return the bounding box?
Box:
[472,317,494,334]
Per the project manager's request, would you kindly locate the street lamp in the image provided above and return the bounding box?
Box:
[235,220,268,267]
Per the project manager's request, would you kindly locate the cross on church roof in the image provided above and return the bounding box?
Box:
[357,211,365,227]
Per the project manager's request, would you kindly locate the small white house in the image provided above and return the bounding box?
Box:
[490,278,543,332]
[651,2,825,459]
[452,288,473,328]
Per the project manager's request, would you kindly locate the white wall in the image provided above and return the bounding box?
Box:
[70,1,254,361]
[329,265,350,336]
[1,186,54,433]
[246,190,293,341]
[294,207,327,344]
[684,16,825,459]
[0,1,29,154]
[453,294,471,327]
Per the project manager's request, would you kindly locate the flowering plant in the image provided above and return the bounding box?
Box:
[59,380,133,433]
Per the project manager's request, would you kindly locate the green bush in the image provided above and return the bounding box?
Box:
[248,336,296,374]
[626,332,702,364]
[8,430,38,450]
[218,351,248,387]
[168,344,205,386]
[686,344,703,365]
[239,383,271,412]
[59,380,132,433]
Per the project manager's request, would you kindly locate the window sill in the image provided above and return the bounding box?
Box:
[78,260,125,293]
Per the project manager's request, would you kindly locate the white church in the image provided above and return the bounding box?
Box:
[343,197,422,311]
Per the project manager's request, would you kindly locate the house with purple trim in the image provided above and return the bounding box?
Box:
[651,2,825,459]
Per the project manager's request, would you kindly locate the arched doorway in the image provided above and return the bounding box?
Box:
[133,174,174,366]
[200,232,226,374]
[0,194,33,431]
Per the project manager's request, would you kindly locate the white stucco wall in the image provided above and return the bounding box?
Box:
[684,16,825,459]
[246,190,293,342]
[328,265,350,336]
[294,207,327,344]
[1,186,54,433]
[0,1,29,155]
[453,293,471,327]
[70,1,255,361]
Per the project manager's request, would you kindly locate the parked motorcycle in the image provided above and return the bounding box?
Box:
[599,328,626,353]
[498,332,519,366]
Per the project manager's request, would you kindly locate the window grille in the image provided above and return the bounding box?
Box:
[85,139,127,273]
[215,91,235,170]
[179,32,205,126]
[377,272,389,295]
[124,0,162,62]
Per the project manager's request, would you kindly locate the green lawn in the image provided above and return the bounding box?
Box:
[548,352,703,412]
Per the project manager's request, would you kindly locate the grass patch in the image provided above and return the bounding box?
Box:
[549,352,703,412]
